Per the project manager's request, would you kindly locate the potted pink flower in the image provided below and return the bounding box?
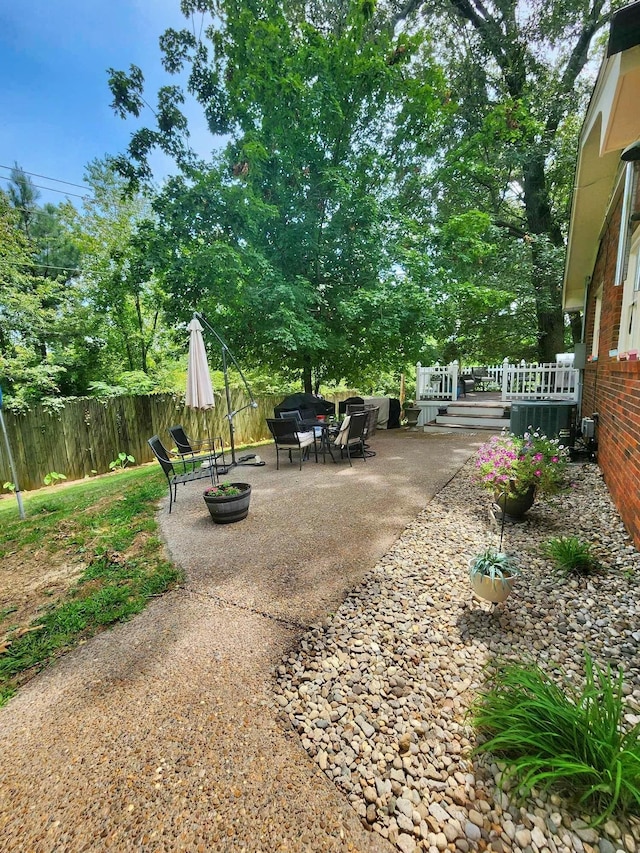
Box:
[475,430,568,518]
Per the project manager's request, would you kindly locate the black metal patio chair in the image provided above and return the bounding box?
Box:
[168,425,227,474]
[148,435,217,513]
[266,417,317,470]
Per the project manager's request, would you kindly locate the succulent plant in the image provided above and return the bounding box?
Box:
[469,548,520,583]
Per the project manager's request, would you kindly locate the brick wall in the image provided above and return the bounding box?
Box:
[582,181,640,548]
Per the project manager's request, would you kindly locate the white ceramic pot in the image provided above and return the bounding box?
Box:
[471,572,516,603]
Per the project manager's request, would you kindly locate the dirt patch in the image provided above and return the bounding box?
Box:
[0,526,156,639]
[0,551,86,635]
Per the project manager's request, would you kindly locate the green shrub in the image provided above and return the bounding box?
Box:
[542,536,599,576]
[472,654,640,824]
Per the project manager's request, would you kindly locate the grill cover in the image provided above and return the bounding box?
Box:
[274,393,335,421]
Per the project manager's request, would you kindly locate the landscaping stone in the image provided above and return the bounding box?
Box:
[274,462,640,853]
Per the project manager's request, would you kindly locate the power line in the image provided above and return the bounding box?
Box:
[0,175,88,200]
[0,164,90,191]
[1,257,83,274]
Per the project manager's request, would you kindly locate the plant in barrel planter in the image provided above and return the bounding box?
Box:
[469,548,520,603]
[203,482,251,523]
[475,430,568,520]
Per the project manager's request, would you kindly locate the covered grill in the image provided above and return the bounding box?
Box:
[274,393,335,421]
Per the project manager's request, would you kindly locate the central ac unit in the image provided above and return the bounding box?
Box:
[510,401,576,439]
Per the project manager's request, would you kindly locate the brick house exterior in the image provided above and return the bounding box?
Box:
[563,2,640,547]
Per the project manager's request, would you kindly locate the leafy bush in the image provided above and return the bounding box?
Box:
[542,536,599,576]
[472,654,640,824]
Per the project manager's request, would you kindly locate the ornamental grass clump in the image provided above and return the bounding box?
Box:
[475,429,568,498]
[472,654,640,824]
[542,536,600,576]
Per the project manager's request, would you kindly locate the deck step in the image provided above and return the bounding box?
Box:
[444,405,509,418]
[434,414,509,429]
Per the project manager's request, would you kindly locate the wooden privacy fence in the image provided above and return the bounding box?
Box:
[0,391,355,493]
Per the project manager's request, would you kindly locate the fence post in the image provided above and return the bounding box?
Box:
[501,357,510,401]
[451,361,459,401]
[416,362,422,400]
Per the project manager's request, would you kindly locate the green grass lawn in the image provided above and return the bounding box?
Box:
[0,465,182,706]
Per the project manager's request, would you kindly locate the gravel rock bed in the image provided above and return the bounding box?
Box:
[274,461,640,853]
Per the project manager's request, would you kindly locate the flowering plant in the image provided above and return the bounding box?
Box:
[475,429,568,497]
[203,482,244,497]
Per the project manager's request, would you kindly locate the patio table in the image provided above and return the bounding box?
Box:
[300,418,341,463]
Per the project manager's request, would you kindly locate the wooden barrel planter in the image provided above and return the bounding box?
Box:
[203,483,252,523]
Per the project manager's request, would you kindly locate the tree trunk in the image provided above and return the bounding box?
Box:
[569,312,583,346]
[523,154,566,362]
[302,357,313,394]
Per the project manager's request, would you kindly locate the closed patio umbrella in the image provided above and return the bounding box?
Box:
[185,317,216,483]
[186,317,215,410]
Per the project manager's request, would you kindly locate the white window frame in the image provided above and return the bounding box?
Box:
[615,162,637,286]
[619,227,640,353]
[592,284,603,358]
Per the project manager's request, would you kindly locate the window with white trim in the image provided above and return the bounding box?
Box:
[619,227,640,353]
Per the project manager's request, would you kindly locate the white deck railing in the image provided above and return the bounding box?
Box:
[416,362,459,401]
[416,359,580,403]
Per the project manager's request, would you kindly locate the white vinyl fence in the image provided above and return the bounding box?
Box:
[416,359,580,403]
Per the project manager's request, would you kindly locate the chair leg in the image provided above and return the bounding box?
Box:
[276,446,280,470]
[346,444,352,467]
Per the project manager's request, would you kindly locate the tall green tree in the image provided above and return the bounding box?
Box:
[392,0,621,361]
[1,168,95,407]
[70,159,173,381]
[109,0,444,391]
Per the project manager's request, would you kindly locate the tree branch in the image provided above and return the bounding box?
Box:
[493,218,527,239]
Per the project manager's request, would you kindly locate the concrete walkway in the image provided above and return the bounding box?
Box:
[0,430,480,853]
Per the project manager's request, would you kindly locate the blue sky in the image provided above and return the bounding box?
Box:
[0,0,218,206]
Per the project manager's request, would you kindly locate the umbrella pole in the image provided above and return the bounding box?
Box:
[222,344,237,466]
[195,312,264,470]
[0,408,25,520]
[204,412,215,486]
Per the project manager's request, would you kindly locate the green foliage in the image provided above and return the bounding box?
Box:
[394,0,618,361]
[473,654,640,824]
[542,536,599,577]
[43,471,67,487]
[109,1,446,391]
[109,452,135,471]
[204,482,244,497]
[2,482,16,493]
[468,549,520,583]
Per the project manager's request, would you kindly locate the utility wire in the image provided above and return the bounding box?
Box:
[0,175,88,200]
[1,257,83,274]
[0,164,90,191]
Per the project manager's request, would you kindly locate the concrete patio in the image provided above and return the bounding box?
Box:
[0,429,481,853]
